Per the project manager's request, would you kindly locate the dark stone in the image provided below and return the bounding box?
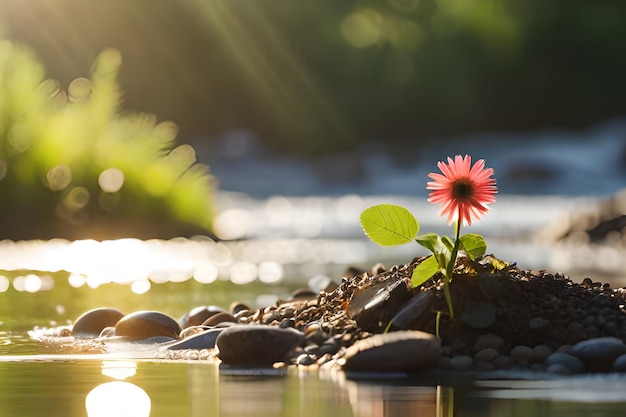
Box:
[229,302,250,315]
[349,275,413,333]
[289,288,318,301]
[166,328,224,350]
[216,325,305,367]
[72,307,124,339]
[341,330,440,373]
[569,337,626,372]
[115,310,181,341]
[450,355,473,372]
[202,312,237,327]
[473,333,505,353]
[474,348,499,363]
[612,353,626,372]
[544,352,586,374]
[179,305,227,328]
[390,289,435,329]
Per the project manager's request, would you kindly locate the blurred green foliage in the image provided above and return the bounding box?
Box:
[0,41,215,239]
[1,0,624,155]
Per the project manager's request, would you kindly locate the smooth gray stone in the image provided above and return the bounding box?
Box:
[569,337,626,372]
[216,325,305,367]
[450,355,473,371]
[342,331,440,373]
[166,328,224,350]
[612,353,626,372]
[544,352,586,374]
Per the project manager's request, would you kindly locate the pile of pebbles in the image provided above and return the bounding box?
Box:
[65,255,626,376]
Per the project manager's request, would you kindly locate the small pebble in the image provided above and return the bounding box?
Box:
[510,345,535,365]
[533,345,553,362]
[569,337,626,372]
[474,348,499,363]
[544,352,586,374]
[546,363,573,375]
[203,312,237,327]
[473,333,504,353]
[492,355,514,370]
[450,355,473,372]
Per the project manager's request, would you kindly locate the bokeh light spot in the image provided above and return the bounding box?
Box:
[0,276,9,292]
[342,9,384,48]
[98,168,125,193]
[68,273,87,288]
[230,261,257,285]
[213,209,251,240]
[68,77,92,102]
[64,186,90,210]
[258,261,283,283]
[131,279,151,294]
[23,274,42,293]
[193,261,219,284]
[46,164,72,191]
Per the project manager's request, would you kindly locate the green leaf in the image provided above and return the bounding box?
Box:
[360,204,418,246]
[416,233,451,268]
[459,233,487,261]
[411,256,440,288]
[415,233,440,253]
[441,235,455,252]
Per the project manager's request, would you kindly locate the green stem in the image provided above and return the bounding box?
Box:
[443,221,462,320]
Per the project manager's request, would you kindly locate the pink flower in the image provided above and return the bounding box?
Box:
[427,154,497,226]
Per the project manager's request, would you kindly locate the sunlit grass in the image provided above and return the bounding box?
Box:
[0,40,215,238]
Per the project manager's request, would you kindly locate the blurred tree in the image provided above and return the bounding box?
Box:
[0,41,215,239]
[0,0,624,155]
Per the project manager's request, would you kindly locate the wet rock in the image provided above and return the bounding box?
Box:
[179,305,227,328]
[474,348,499,363]
[612,354,626,372]
[544,352,586,374]
[216,325,305,367]
[569,337,626,372]
[492,355,514,369]
[166,328,224,350]
[533,345,553,362]
[341,330,440,373]
[390,289,435,329]
[510,345,535,365]
[202,312,237,327]
[115,311,181,341]
[460,302,496,330]
[546,363,573,375]
[99,326,116,338]
[229,302,250,315]
[349,274,413,333]
[473,333,505,353]
[72,308,124,339]
[179,325,209,339]
[450,355,473,372]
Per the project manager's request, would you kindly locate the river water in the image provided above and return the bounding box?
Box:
[2,120,626,416]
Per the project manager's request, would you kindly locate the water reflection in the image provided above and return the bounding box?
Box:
[187,365,453,417]
[85,361,151,417]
